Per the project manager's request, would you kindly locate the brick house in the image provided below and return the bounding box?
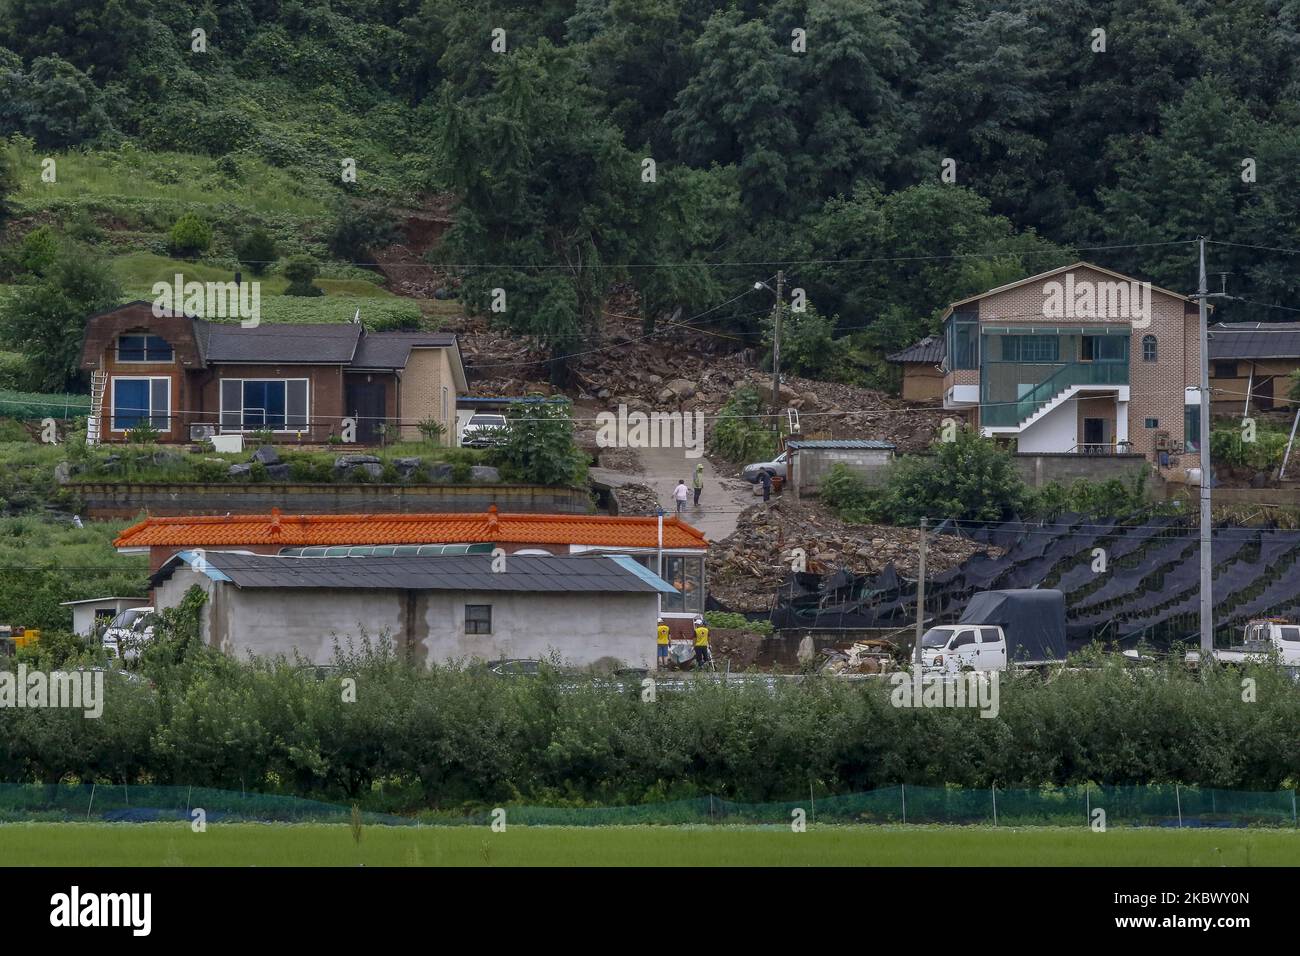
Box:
[78,302,466,445]
[905,262,1202,471]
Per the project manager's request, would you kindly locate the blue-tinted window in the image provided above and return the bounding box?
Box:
[946,315,979,370]
[1082,335,1127,361]
[117,335,173,362]
[1002,335,1059,363]
[111,378,169,430]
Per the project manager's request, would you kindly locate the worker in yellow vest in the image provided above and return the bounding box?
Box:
[693,616,712,669]
[656,618,670,669]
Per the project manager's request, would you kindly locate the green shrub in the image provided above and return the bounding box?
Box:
[417,418,446,445]
[710,385,777,463]
[124,421,160,445]
[282,254,323,297]
[17,227,59,277]
[234,228,277,276]
[168,213,213,257]
[0,353,40,392]
[821,463,877,523]
[490,399,584,485]
[875,427,1026,524]
[704,611,774,635]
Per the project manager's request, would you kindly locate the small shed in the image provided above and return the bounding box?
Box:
[58,596,150,637]
[886,336,946,402]
[786,439,897,499]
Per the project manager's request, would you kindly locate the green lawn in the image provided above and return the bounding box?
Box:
[2,823,1297,866]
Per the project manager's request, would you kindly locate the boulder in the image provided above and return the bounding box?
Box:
[228,463,252,478]
[53,461,72,484]
[425,462,454,481]
[334,454,381,469]
[251,445,280,466]
[665,378,697,400]
[151,448,184,466]
[353,462,384,480]
[393,456,423,475]
[470,465,501,482]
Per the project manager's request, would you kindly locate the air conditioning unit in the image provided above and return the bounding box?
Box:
[190,424,217,441]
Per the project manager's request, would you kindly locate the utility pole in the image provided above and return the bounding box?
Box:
[914,517,927,667]
[1191,237,1236,656]
[771,270,785,410]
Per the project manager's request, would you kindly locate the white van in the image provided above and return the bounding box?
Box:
[101,606,157,660]
[920,624,1008,672]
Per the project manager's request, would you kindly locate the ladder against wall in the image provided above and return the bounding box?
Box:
[87,370,107,445]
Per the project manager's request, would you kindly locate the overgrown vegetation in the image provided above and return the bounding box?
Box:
[5,627,1297,805]
[709,385,777,463]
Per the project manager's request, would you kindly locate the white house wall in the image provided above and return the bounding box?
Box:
[1014,398,1078,452]
[154,573,658,668]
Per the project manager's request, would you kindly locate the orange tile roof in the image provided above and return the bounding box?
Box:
[114,506,708,550]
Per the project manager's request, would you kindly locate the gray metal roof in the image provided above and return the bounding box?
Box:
[887,335,945,364]
[352,332,457,369]
[1208,322,1300,360]
[786,439,896,450]
[152,551,676,594]
[196,321,362,364]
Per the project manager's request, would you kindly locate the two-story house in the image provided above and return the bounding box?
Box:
[914,263,1202,470]
[79,302,467,445]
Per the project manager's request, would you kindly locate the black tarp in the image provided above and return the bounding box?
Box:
[958,589,1067,662]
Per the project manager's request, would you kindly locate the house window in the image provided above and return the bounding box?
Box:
[465,604,492,635]
[1081,335,1127,361]
[111,377,170,431]
[220,379,308,431]
[945,314,979,370]
[1144,418,1159,428]
[1185,406,1200,452]
[660,554,705,613]
[1213,361,1237,379]
[1141,335,1157,362]
[116,334,174,363]
[1001,335,1059,363]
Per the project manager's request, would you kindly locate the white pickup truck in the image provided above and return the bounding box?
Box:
[919,589,1069,673]
[920,624,1009,672]
[1188,619,1300,667]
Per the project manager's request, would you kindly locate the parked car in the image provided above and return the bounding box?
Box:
[741,451,788,483]
[101,607,158,661]
[460,413,510,447]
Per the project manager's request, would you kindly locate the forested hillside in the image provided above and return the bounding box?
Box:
[3,0,1300,389]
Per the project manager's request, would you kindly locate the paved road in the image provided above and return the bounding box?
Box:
[592,443,755,543]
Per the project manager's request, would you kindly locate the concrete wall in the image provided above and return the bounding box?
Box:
[1017,398,1078,453]
[1013,452,1151,488]
[792,448,893,496]
[73,481,593,519]
[156,568,657,668]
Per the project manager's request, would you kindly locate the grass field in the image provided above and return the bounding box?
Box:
[2,823,1298,866]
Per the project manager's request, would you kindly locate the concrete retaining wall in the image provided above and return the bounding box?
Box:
[1013,453,1152,488]
[70,481,594,518]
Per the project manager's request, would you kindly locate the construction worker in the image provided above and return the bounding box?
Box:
[693,616,712,669]
[657,618,671,669]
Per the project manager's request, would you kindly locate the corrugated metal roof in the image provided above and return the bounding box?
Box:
[116,508,709,549]
[1208,322,1300,360]
[152,551,677,594]
[786,440,896,450]
[887,335,945,364]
